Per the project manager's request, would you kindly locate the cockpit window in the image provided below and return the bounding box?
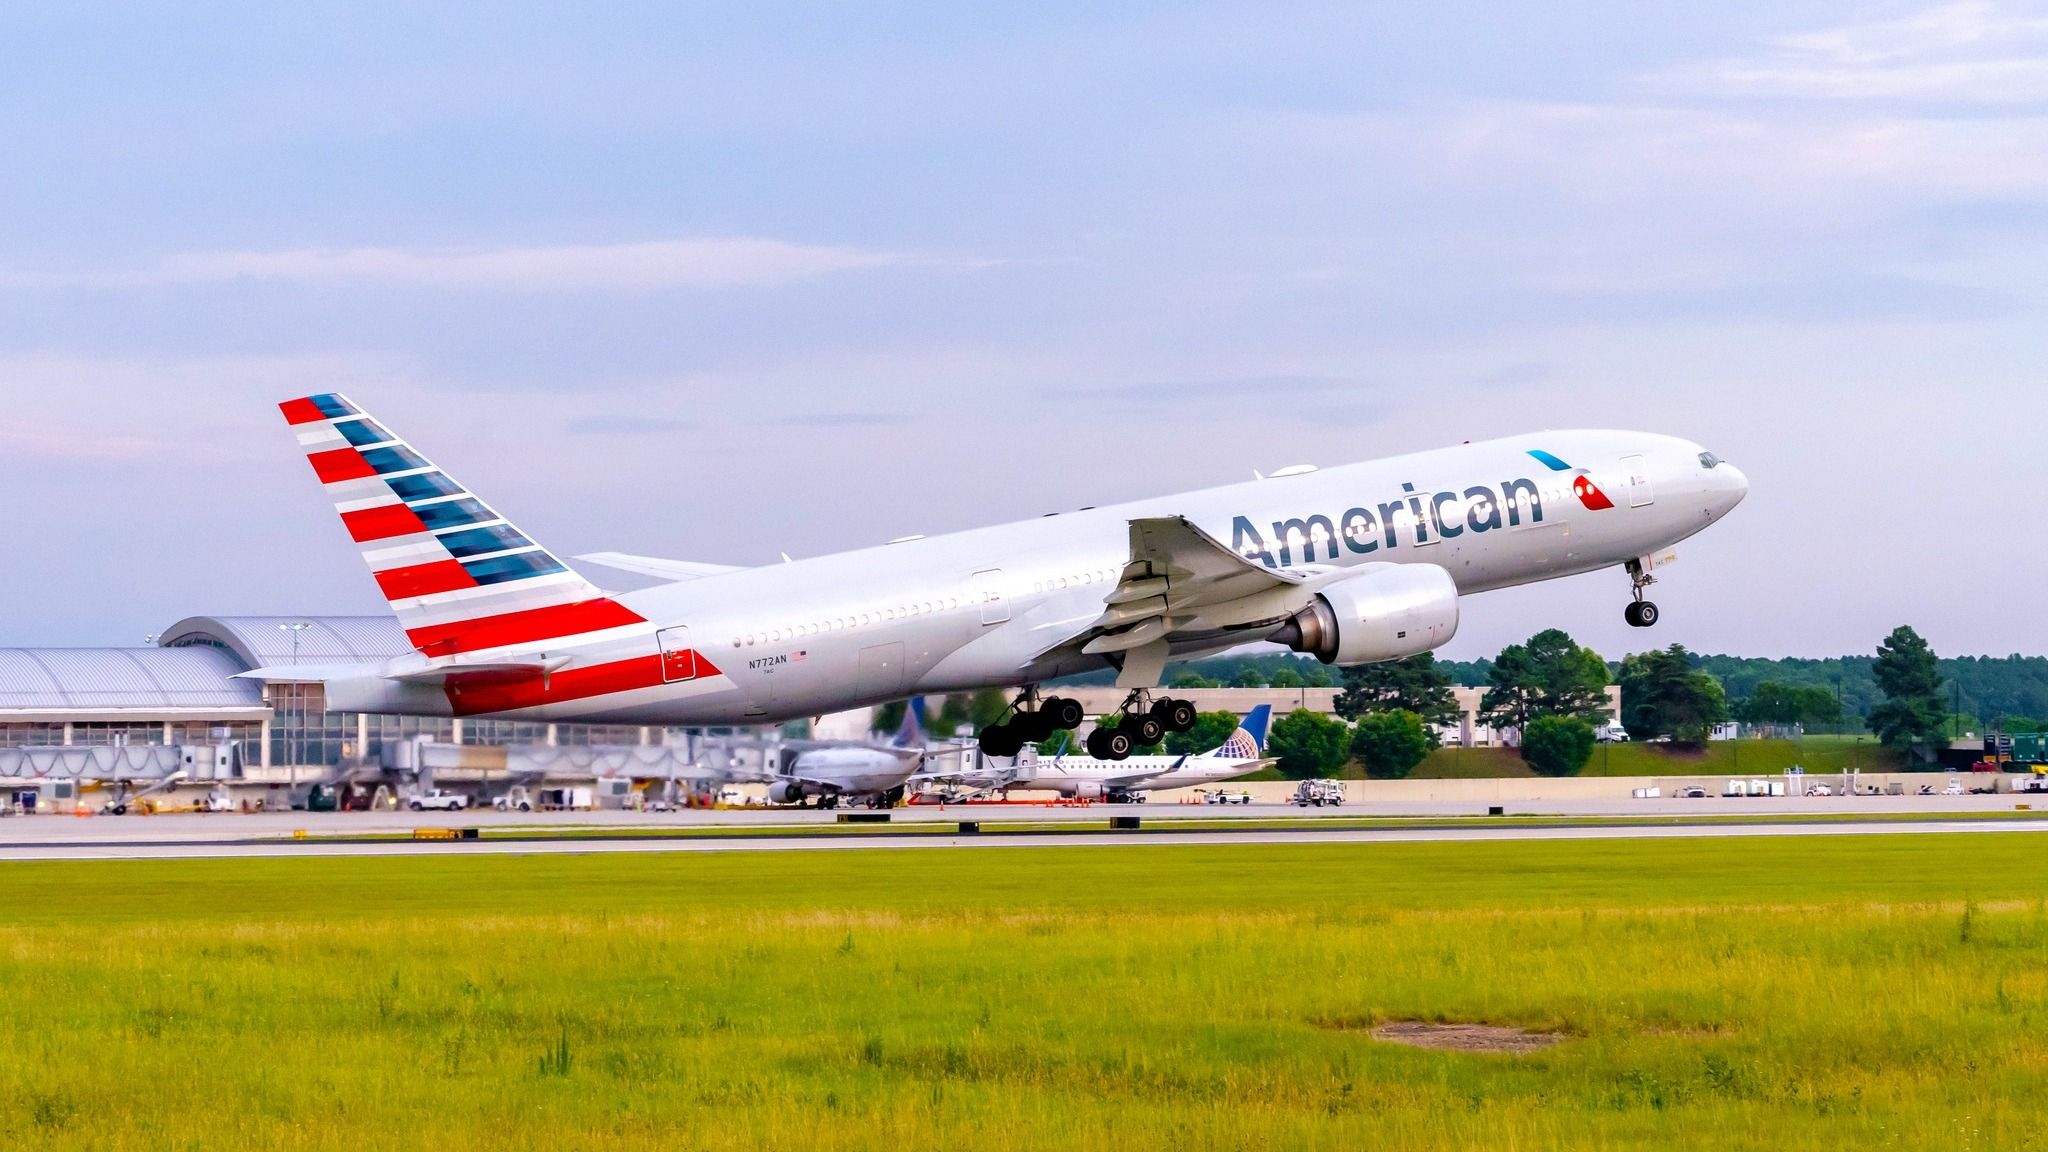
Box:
[1698,451,1722,469]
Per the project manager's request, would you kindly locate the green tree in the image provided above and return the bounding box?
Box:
[1349,709,1431,779]
[965,689,1010,731]
[1268,667,1305,689]
[1479,629,1611,729]
[1333,653,1460,734]
[933,694,973,736]
[1520,715,1596,777]
[1164,710,1242,756]
[869,699,908,734]
[1232,669,1268,688]
[1867,626,1948,757]
[1267,708,1350,779]
[2002,716,2042,734]
[1618,645,1729,744]
[1169,671,1218,689]
[1738,681,1841,728]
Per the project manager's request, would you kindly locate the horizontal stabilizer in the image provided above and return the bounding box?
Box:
[574,552,746,582]
[232,663,382,683]
[384,655,572,684]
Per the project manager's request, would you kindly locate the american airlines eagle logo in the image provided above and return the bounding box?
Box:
[1528,449,1614,512]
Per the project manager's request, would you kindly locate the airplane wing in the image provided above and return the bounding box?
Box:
[1098,754,1191,788]
[1034,516,1311,664]
[573,552,746,582]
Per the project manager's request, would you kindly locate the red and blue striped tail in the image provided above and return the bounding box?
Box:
[278,393,647,657]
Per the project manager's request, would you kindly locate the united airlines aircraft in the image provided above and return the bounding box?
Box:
[263,395,1747,760]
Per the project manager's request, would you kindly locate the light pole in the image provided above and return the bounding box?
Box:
[278,623,312,790]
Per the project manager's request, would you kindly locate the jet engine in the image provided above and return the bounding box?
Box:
[1071,781,1105,800]
[1269,564,1459,665]
[763,780,807,805]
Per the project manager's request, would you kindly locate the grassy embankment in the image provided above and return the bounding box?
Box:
[2,836,2045,1150]
[1415,735,1913,779]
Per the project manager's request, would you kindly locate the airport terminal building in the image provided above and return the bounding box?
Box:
[0,616,689,806]
[0,613,1623,809]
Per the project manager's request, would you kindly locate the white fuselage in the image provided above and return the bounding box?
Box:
[335,430,1745,726]
[1016,752,1266,798]
[778,746,921,798]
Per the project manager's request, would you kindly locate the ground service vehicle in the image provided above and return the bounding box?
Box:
[1293,779,1345,807]
[409,789,469,812]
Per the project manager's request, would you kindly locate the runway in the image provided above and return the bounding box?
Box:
[2,810,2044,861]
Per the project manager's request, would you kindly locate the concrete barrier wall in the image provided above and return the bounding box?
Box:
[1087,772,2042,805]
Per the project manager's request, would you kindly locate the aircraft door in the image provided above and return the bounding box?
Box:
[656,627,698,683]
[1621,454,1654,507]
[973,569,1009,624]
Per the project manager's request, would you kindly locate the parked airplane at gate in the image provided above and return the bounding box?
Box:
[740,698,941,809]
[262,395,1747,760]
[944,704,1275,802]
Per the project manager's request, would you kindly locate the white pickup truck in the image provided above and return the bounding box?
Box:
[409,789,470,812]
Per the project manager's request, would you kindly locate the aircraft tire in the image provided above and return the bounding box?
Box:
[1125,715,1166,745]
[1100,728,1135,760]
[1158,699,1198,732]
[1623,601,1643,627]
[1044,696,1085,730]
[1636,601,1659,627]
[980,724,1023,757]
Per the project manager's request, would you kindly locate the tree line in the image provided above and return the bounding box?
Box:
[886,624,1986,779]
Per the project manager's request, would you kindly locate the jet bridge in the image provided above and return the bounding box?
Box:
[0,743,238,781]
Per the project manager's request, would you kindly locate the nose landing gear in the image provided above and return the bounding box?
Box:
[1623,559,1659,628]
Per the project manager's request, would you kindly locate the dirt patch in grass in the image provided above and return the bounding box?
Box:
[1368,1021,1565,1054]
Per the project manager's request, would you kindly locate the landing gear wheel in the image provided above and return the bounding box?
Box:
[1097,728,1135,760]
[979,723,1024,758]
[1042,696,1085,730]
[1013,710,1054,743]
[1124,715,1166,745]
[1625,600,1659,628]
[1155,698,1198,733]
[1085,728,1112,758]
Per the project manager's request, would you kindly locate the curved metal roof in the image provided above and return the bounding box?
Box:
[156,615,412,672]
[0,646,265,717]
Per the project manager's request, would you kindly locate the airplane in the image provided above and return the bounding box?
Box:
[737,697,944,809]
[264,394,1748,761]
[943,704,1276,803]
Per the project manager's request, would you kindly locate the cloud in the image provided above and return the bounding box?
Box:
[564,415,699,436]
[9,237,963,293]
[1649,2,2048,104]
[772,411,909,428]
[0,418,157,461]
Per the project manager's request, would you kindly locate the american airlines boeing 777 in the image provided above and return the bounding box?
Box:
[264,395,1747,760]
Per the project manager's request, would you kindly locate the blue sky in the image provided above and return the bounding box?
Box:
[2,1,2043,661]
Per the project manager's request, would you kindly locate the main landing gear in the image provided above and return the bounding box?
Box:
[1082,690,1199,762]
[976,687,1086,758]
[1623,560,1660,628]
[975,688,1201,761]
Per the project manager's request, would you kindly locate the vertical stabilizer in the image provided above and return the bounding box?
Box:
[278,393,647,657]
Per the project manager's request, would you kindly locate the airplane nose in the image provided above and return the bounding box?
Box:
[1711,462,1748,513]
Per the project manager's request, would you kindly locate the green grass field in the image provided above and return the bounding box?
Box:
[3,836,2045,1150]
[1413,737,1913,779]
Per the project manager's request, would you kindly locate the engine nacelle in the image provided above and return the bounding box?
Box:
[1070,780,1105,800]
[763,780,807,805]
[1270,564,1459,666]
